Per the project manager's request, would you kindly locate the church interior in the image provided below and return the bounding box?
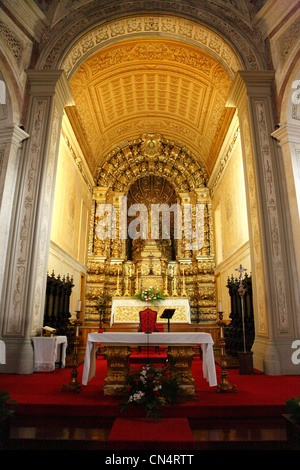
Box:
[0,0,299,451]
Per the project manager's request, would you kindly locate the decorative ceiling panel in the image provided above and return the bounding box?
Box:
[68,38,234,176]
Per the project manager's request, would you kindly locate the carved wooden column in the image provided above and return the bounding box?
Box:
[0,70,74,374]
[103,346,131,395]
[167,346,195,396]
[227,71,299,375]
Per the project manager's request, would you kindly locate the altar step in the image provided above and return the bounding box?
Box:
[5,417,289,450]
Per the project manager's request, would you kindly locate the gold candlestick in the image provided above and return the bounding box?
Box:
[217,310,237,393]
[172,275,178,296]
[115,268,121,296]
[123,275,130,296]
[134,273,139,295]
[62,310,81,393]
[163,274,169,296]
[181,268,187,296]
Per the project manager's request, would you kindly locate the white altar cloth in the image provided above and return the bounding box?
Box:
[111,297,191,325]
[32,336,68,372]
[82,332,217,387]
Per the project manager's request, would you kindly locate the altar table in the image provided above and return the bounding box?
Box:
[32,336,68,372]
[82,332,217,395]
[110,297,191,325]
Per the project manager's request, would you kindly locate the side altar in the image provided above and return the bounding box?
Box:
[110,296,191,325]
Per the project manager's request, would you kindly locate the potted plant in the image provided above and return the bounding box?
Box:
[0,390,18,448]
[283,396,300,449]
[120,363,180,420]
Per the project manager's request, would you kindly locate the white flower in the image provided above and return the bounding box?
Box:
[132,391,145,401]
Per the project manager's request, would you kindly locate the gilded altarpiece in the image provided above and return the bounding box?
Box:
[85,134,216,325]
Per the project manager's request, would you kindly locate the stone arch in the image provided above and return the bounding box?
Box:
[280,61,300,125]
[60,16,242,81]
[0,55,22,125]
[36,3,265,74]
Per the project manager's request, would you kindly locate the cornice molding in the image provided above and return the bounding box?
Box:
[226,70,275,109]
[26,69,75,112]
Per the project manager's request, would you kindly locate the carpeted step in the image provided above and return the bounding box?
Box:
[107,417,195,450]
[6,425,110,450]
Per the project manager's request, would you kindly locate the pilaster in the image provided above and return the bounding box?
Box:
[272,123,300,335]
[0,125,29,307]
[0,70,74,374]
[227,71,299,374]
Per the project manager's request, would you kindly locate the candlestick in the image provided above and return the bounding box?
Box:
[163,273,169,296]
[172,275,178,296]
[124,275,130,296]
[235,264,247,353]
[217,309,237,393]
[134,273,139,296]
[62,309,81,392]
[181,268,187,296]
[115,267,121,296]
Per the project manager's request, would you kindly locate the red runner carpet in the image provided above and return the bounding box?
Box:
[107,417,195,450]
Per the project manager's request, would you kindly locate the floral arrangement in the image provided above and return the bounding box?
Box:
[95,297,109,329]
[286,396,300,424]
[134,286,165,304]
[120,364,180,420]
[95,297,107,310]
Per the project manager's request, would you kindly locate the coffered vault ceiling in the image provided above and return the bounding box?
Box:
[67,38,235,178]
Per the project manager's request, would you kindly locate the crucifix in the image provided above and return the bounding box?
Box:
[235,264,247,281]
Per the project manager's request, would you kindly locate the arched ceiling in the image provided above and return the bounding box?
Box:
[67,37,235,177]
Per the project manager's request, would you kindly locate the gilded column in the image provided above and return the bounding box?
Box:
[0,70,74,374]
[227,71,299,374]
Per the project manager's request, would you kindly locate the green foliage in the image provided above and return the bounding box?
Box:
[286,396,300,424]
[0,390,18,419]
[95,297,108,310]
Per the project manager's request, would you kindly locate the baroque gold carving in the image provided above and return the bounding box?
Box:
[103,346,131,395]
[113,305,189,323]
[167,346,195,396]
[96,134,208,191]
[86,133,217,324]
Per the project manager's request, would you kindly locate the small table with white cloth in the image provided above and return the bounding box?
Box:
[82,332,217,395]
[32,336,68,372]
[0,340,5,364]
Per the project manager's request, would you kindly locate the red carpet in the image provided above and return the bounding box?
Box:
[1,357,299,420]
[107,417,195,450]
